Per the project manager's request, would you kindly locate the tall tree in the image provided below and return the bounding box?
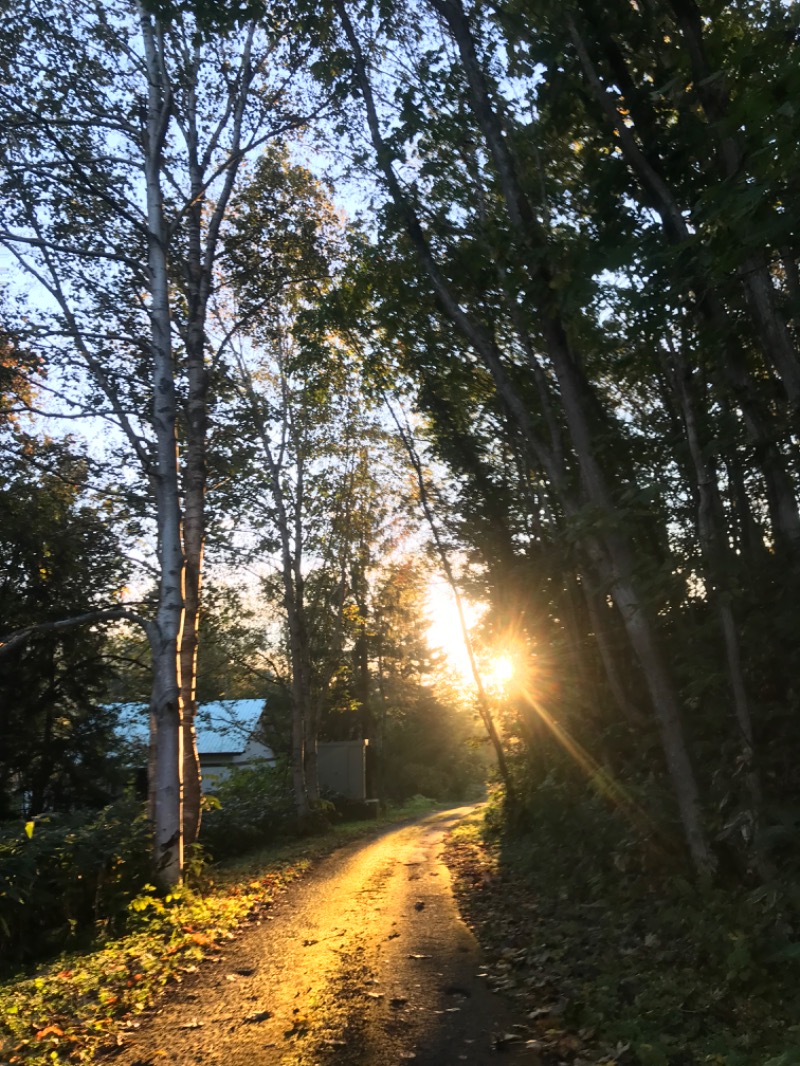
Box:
[0,0,320,883]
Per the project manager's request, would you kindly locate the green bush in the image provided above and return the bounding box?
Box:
[199,761,295,861]
[0,797,153,973]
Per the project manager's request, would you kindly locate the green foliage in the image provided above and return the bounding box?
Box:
[199,762,295,861]
[0,446,130,817]
[0,799,153,973]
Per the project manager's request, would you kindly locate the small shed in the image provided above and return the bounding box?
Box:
[317,740,369,801]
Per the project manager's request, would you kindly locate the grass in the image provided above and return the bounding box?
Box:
[0,796,439,1066]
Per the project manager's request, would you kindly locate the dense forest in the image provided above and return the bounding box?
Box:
[1,0,800,917]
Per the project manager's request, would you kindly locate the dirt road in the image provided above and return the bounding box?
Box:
[113,807,531,1066]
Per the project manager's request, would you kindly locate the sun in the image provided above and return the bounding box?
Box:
[484,652,515,693]
[425,577,516,694]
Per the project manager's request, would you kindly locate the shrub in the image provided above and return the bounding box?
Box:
[199,760,295,861]
[0,797,153,973]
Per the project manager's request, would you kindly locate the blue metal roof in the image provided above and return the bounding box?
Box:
[114,699,266,755]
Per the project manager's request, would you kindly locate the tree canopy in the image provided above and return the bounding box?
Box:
[2,0,800,886]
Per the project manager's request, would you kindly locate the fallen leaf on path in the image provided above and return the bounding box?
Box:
[406,953,432,959]
[178,1020,204,1030]
[35,1026,64,1041]
[493,1032,523,1049]
[189,933,215,947]
[528,1002,566,1020]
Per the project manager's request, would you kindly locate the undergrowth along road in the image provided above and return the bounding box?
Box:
[445,809,800,1066]
[8,798,796,1066]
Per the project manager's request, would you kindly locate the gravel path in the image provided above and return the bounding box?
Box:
[111,807,531,1066]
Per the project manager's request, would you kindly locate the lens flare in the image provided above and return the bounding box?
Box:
[484,652,515,693]
[425,578,518,695]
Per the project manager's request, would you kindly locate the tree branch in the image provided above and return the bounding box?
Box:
[0,606,151,658]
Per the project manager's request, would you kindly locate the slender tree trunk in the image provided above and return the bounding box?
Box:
[374,630,388,802]
[148,611,184,888]
[293,451,318,808]
[724,452,768,569]
[780,247,800,338]
[234,351,312,817]
[177,28,256,844]
[582,580,647,728]
[180,182,208,849]
[354,617,372,739]
[304,734,319,805]
[283,516,312,816]
[385,395,515,800]
[180,320,205,847]
[662,335,767,871]
[141,6,184,888]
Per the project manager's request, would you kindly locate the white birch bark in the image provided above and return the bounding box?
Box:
[140,5,184,888]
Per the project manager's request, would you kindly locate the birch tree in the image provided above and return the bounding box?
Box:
[0,0,320,884]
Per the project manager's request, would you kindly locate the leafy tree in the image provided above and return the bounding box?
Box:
[228,332,403,813]
[0,446,129,817]
[0,0,322,883]
[214,147,406,813]
[299,0,800,876]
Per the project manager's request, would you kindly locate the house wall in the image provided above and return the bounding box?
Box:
[200,741,274,792]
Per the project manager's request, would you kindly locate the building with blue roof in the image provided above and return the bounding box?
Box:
[115,699,274,789]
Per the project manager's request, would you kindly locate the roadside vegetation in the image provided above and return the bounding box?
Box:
[447,797,800,1066]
